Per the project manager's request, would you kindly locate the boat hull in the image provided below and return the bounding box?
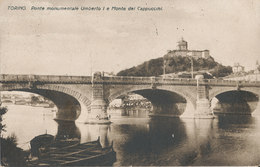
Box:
[28,137,116,166]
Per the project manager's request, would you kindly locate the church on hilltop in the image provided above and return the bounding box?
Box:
[164,38,210,59]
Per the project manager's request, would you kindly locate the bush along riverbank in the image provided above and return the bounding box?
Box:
[0,105,28,166]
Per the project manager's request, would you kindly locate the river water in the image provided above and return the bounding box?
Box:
[2,104,260,166]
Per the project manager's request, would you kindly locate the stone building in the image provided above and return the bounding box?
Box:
[232,63,245,73]
[224,61,260,81]
[164,38,210,59]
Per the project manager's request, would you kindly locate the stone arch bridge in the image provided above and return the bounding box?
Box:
[1,73,260,123]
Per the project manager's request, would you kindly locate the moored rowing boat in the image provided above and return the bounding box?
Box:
[27,136,116,166]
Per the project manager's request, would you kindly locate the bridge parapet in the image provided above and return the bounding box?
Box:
[205,79,260,87]
[102,76,260,87]
[102,76,199,85]
[0,74,92,84]
[1,74,260,87]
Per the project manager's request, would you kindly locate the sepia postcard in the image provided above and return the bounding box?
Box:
[0,0,260,166]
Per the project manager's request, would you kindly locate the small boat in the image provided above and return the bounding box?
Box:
[30,134,55,157]
[27,135,116,166]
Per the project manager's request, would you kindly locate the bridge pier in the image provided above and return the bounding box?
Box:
[83,72,111,124]
[77,99,111,124]
[195,99,215,119]
[85,99,111,124]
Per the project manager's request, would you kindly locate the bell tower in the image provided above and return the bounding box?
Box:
[177,37,188,50]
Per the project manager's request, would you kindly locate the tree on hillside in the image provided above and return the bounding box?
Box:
[117,58,164,77]
[211,65,232,78]
[117,55,232,78]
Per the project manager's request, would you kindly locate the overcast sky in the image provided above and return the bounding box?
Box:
[0,0,259,75]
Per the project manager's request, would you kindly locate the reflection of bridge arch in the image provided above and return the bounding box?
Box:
[1,84,91,121]
[55,120,81,140]
[108,86,197,116]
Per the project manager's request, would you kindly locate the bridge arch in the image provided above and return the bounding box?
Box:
[0,84,91,121]
[209,87,260,114]
[108,85,197,117]
[209,87,240,101]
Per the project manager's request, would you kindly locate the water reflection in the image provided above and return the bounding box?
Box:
[199,114,260,166]
[121,108,149,117]
[217,114,255,129]
[53,115,260,166]
[3,105,260,166]
[99,125,111,147]
[182,119,216,165]
[148,118,187,150]
[55,120,115,149]
[55,120,81,141]
[76,123,112,148]
[109,108,149,118]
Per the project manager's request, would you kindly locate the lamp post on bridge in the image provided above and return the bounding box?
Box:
[163,58,167,78]
[255,60,259,82]
[187,52,194,79]
[191,58,194,79]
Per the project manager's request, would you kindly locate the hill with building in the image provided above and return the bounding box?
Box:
[117,38,232,78]
[117,56,232,78]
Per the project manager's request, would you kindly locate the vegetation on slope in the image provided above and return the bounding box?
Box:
[1,105,27,166]
[117,56,232,78]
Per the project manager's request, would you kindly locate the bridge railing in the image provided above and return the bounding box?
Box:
[0,74,260,86]
[103,76,154,83]
[0,74,92,83]
[103,76,200,85]
[0,74,30,81]
[103,76,260,87]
